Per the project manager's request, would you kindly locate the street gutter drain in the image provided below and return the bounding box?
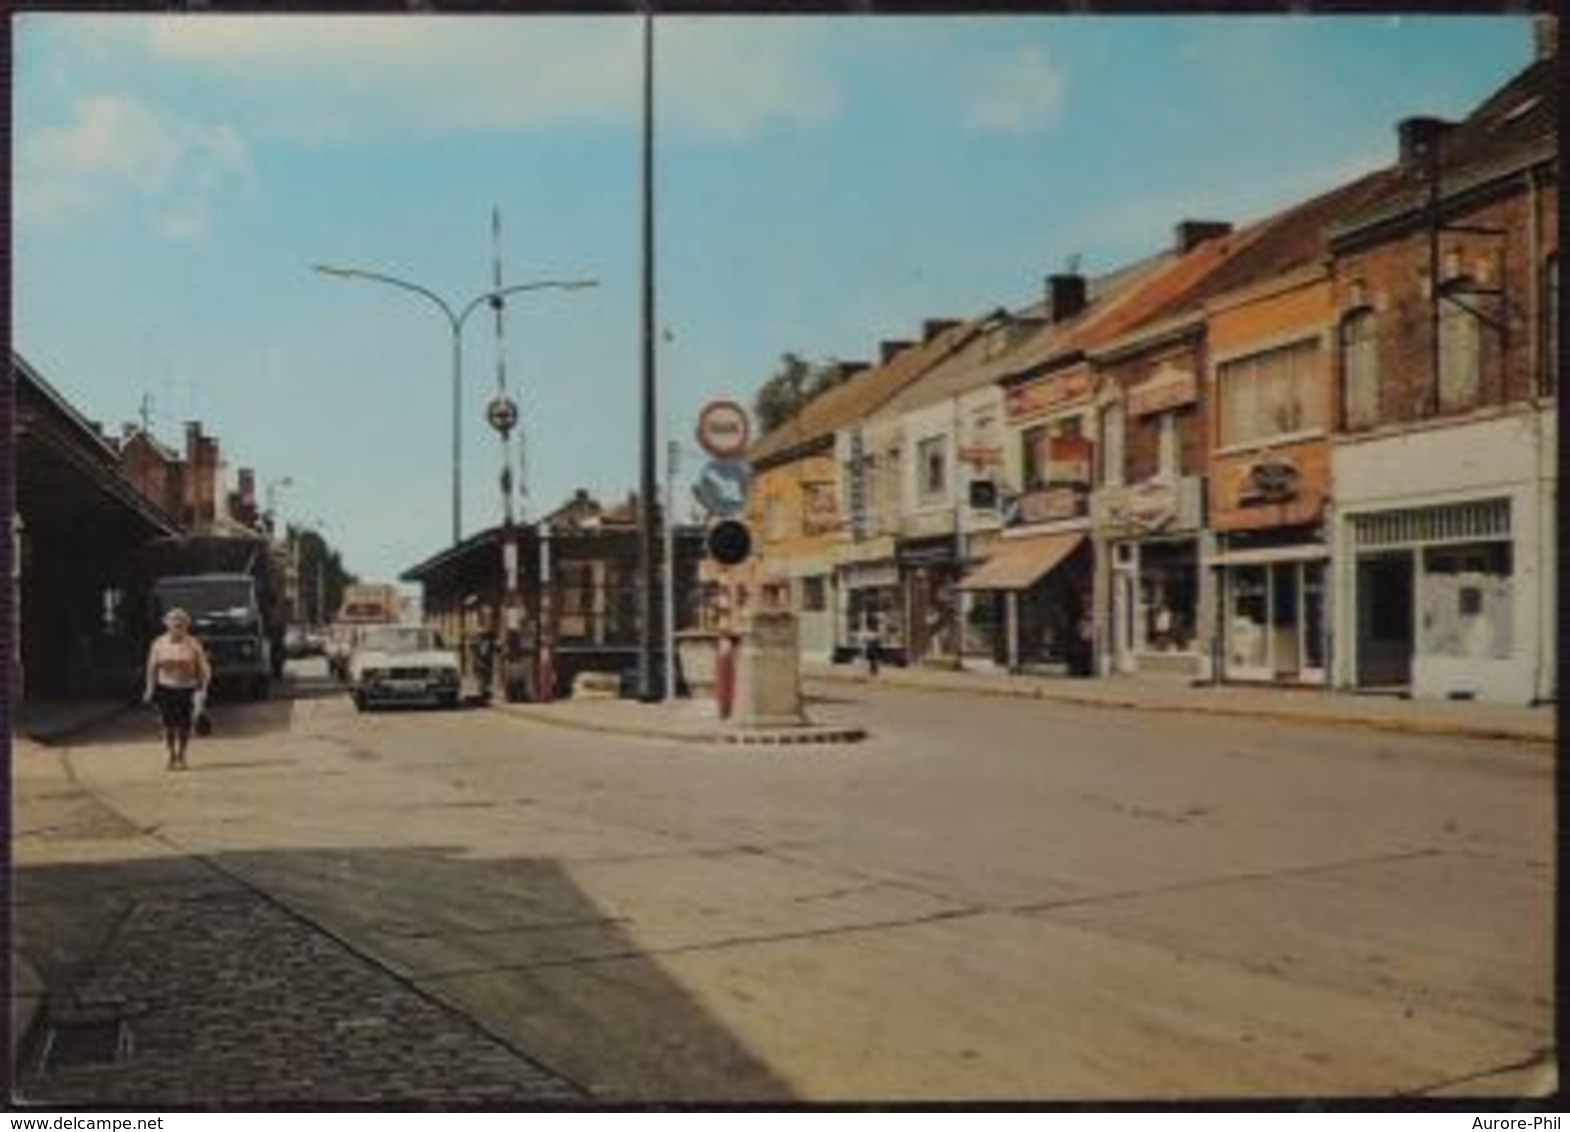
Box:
[40,1015,132,1072]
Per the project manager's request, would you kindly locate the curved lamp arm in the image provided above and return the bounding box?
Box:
[314,264,459,330]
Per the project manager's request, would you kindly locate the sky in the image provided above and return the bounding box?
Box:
[12,12,1537,585]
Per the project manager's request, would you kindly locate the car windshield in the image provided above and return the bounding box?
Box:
[358,626,440,654]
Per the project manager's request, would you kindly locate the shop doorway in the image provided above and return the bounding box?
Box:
[1223,558,1327,683]
[1356,553,1414,688]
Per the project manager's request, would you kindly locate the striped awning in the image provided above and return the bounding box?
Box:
[956,532,1085,592]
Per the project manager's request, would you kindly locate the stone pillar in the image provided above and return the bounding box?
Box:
[732,609,807,728]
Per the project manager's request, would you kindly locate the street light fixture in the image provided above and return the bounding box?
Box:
[312,262,597,547]
[264,476,293,538]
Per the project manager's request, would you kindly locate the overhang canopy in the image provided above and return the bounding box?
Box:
[956,532,1084,592]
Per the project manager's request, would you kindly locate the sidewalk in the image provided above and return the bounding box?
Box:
[10,700,138,1077]
[802,660,1555,746]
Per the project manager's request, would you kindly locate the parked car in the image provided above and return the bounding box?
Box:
[347,624,462,711]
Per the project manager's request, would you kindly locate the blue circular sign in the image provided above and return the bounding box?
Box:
[692,459,752,517]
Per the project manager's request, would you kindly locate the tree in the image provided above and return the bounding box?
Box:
[288,525,356,626]
[753,353,857,435]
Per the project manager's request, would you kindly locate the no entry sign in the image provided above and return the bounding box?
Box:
[696,400,751,459]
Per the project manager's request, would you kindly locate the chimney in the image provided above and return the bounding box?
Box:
[1174,219,1232,255]
[1534,13,1557,60]
[879,339,914,365]
[122,422,140,444]
[922,318,961,342]
[1046,274,1087,323]
[238,468,256,509]
[1398,116,1452,168]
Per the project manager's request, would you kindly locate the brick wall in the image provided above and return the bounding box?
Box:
[1332,184,1559,430]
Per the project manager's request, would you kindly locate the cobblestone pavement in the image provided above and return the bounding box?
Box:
[16,885,583,1108]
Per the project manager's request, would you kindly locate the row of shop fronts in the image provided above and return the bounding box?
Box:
[781,410,1552,707]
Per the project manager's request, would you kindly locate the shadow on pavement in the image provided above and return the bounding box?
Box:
[29,670,349,748]
[14,842,795,1107]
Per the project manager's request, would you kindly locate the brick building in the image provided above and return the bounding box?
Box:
[1326,46,1557,703]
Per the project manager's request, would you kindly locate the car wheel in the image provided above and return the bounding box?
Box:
[352,691,367,712]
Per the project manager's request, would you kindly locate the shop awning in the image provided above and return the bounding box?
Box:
[956,532,1085,592]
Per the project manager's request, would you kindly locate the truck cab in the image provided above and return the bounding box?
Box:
[151,573,273,699]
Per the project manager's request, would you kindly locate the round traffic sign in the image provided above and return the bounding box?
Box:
[706,519,752,566]
[696,400,752,459]
[486,394,519,435]
[691,458,752,518]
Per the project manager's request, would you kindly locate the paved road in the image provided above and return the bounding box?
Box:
[14,664,1555,1103]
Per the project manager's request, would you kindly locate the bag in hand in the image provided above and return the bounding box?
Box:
[194,689,213,736]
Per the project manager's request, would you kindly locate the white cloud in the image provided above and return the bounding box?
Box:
[963,46,1066,134]
[126,15,836,143]
[18,91,255,239]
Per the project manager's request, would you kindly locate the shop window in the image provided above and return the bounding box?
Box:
[917,437,947,503]
[1217,338,1325,447]
[1226,566,1270,670]
[1022,425,1050,490]
[1420,541,1512,659]
[1438,279,1482,413]
[1340,308,1380,430]
[1022,416,1086,490]
[800,575,828,613]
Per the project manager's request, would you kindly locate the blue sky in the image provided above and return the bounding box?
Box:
[13,13,1535,584]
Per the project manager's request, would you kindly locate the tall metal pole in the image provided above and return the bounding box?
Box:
[1427,127,1442,416]
[451,325,463,545]
[637,8,660,702]
[492,207,523,701]
[664,438,678,701]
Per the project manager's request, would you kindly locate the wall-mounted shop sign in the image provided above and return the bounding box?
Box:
[1101,478,1179,532]
[1238,456,1301,505]
[1127,365,1198,417]
[1004,368,1094,421]
[1010,486,1089,526]
[846,429,868,540]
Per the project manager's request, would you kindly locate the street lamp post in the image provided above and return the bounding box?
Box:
[637,8,660,702]
[313,265,597,547]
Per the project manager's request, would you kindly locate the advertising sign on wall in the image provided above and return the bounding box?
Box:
[1047,435,1094,487]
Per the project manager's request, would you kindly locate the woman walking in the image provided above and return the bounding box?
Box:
[144,608,212,770]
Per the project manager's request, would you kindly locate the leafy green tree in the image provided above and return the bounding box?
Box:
[753,353,857,434]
